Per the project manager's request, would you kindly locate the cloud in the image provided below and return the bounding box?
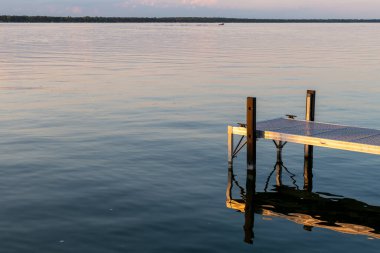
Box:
[118,0,164,8]
[67,6,83,14]
[182,0,218,7]
[117,0,217,8]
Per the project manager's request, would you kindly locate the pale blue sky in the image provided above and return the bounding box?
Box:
[1,0,380,18]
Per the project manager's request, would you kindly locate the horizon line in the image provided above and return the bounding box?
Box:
[1,15,380,23]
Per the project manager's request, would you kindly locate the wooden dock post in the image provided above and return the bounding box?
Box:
[246,97,257,171]
[304,90,315,191]
[228,125,234,168]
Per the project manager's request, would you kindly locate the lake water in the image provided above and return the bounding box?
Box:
[0,23,379,252]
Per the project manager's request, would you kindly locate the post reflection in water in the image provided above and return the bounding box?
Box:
[226,153,380,244]
[244,169,255,244]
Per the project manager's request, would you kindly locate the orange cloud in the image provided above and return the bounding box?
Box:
[182,0,218,6]
[67,6,83,14]
[118,0,218,8]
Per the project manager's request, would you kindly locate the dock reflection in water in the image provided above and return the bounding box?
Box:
[226,154,380,244]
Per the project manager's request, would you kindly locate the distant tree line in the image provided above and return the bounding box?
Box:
[1,15,380,23]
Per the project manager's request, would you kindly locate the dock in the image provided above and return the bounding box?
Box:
[228,90,380,172]
[230,117,380,155]
[226,90,380,243]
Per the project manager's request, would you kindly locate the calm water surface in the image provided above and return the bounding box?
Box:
[0,23,380,252]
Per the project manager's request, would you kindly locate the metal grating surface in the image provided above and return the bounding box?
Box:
[256,118,380,146]
[256,118,305,131]
[354,134,380,146]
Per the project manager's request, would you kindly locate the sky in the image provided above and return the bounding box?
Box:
[1,0,380,19]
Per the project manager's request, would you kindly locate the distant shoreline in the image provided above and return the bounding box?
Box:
[1,16,380,23]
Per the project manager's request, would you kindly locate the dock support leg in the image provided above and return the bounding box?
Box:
[246,97,257,172]
[304,90,315,191]
[228,125,234,169]
[274,141,286,187]
[226,164,233,203]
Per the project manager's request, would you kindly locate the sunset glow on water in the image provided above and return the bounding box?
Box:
[0,23,379,252]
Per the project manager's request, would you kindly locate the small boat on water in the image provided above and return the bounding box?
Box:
[219,23,224,26]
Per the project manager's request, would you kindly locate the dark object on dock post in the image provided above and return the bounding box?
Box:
[286,114,297,119]
[246,97,257,171]
[304,90,316,191]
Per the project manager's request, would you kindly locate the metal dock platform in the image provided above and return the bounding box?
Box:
[230,117,380,155]
[227,90,380,173]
